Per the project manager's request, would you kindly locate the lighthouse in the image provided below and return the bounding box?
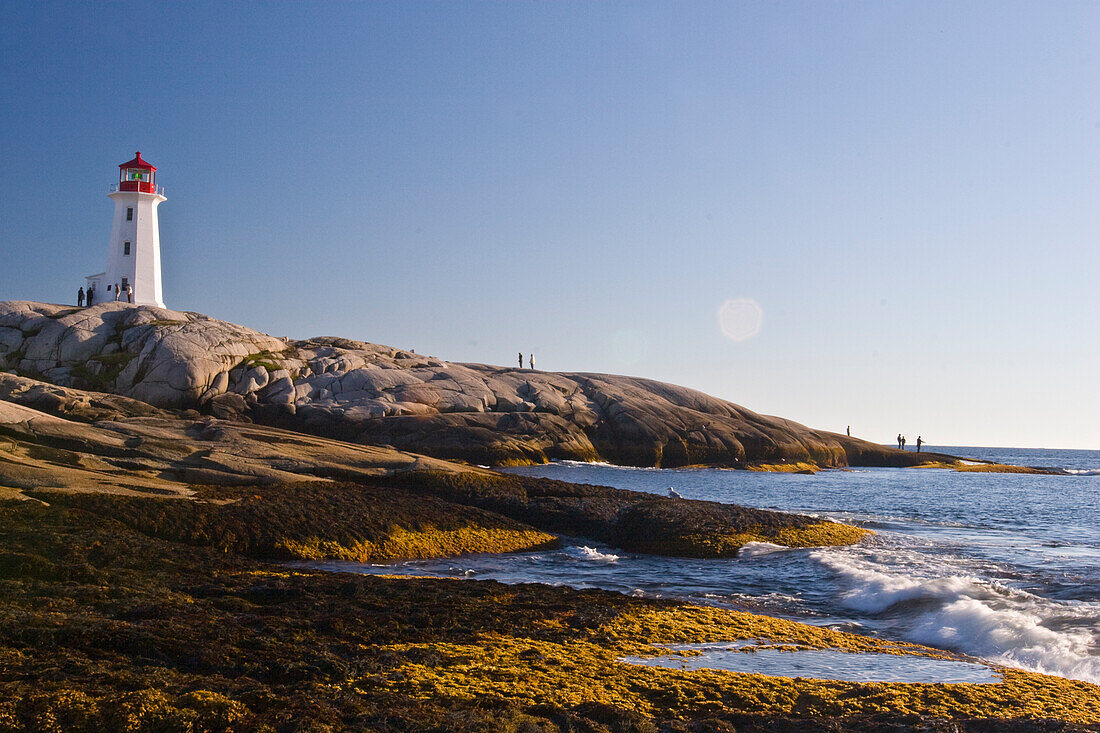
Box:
[85,152,167,307]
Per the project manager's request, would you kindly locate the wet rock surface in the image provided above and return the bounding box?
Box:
[0,301,945,468]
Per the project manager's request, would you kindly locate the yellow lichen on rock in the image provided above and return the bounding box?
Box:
[767,521,871,548]
[274,525,559,562]
[917,461,1062,475]
[372,603,1100,724]
[746,461,819,474]
[662,521,869,557]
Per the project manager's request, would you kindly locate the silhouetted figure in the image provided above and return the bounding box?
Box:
[916,436,923,453]
[846,426,850,437]
[902,436,907,449]
[77,287,84,307]
[897,434,903,449]
[87,287,95,306]
[529,354,535,370]
[518,352,524,368]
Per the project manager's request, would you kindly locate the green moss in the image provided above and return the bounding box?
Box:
[239,349,288,373]
[71,349,135,392]
[133,319,185,328]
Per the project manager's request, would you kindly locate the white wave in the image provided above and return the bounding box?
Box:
[573,546,621,562]
[1065,468,1100,476]
[812,550,981,613]
[907,595,1100,682]
[738,541,790,558]
[812,548,1100,683]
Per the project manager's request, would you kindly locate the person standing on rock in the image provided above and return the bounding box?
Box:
[846,426,850,437]
[87,287,94,306]
[77,287,84,307]
[113,284,121,302]
[518,352,524,369]
[529,354,535,370]
[897,434,903,449]
[916,436,923,453]
[126,284,134,303]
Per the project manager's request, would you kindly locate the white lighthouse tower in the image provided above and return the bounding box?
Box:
[85,152,167,307]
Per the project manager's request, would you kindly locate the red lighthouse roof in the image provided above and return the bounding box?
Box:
[119,151,156,171]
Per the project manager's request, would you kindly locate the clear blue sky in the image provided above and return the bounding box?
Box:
[2,2,1098,449]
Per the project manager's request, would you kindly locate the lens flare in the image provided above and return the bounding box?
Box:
[717,298,763,342]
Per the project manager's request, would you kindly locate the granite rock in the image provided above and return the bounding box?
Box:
[0,301,934,468]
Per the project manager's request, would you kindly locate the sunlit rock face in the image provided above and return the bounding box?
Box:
[0,301,911,468]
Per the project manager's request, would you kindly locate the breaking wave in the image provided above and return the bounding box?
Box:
[573,546,621,562]
[738,541,791,558]
[812,548,1100,683]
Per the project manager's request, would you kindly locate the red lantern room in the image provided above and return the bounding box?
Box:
[118,151,157,193]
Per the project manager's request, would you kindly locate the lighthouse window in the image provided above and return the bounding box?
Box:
[123,241,131,256]
[126,207,133,221]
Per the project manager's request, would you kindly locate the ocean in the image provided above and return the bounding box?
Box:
[308,447,1100,684]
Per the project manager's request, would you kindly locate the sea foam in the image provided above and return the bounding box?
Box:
[574,546,621,562]
[812,548,1100,683]
[738,541,790,558]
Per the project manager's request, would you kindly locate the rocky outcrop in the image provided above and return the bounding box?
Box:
[0,373,478,500]
[0,301,944,468]
[1,373,868,557]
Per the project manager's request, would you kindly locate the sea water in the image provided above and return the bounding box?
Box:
[307,447,1100,684]
[621,643,1000,684]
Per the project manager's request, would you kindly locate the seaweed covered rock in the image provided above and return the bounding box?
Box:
[33,483,559,561]
[0,301,943,469]
[390,472,869,557]
[0,374,864,558]
[0,500,1096,732]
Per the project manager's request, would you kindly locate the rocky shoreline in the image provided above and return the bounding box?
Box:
[3,301,1093,730]
[2,496,1099,732]
[0,301,953,470]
